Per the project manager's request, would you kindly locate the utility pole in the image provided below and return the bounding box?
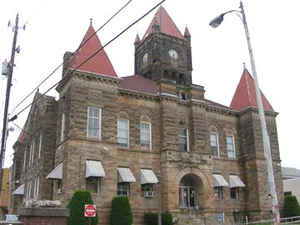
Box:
[0,14,20,190]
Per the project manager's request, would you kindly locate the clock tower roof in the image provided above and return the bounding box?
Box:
[142,6,184,40]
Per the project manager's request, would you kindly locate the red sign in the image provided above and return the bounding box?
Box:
[84,204,96,217]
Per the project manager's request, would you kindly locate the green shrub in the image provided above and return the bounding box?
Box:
[144,211,173,225]
[110,196,133,225]
[283,195,300,218]
[67,190,98,225]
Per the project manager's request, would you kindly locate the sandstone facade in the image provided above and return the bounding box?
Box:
[10,6,283,225]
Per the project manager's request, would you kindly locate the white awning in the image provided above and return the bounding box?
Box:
[117,168,136,183]
[46,163,63,180]
[213,174,229,187]
[230,175,245,188]
[12,184,24,195]
[140,169,159,184]
[85,160,105,178]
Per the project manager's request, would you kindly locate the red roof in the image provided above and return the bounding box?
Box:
[230,69,274,111]
[70,25,117,77]
[142,6,184,40]
[120,75,157,94]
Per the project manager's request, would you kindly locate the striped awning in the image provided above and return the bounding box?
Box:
[85,160,105,178]
[140,169,159,184]
[12,184,24,195]
[213,174,229,187]
[117,168,136,183]
[46,163,63,180]
[229,175,245,188]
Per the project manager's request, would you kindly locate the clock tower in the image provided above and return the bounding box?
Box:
[134,6,192,86]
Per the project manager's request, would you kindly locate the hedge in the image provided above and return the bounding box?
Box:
[144,212,173,225]
[67,190,98,225]
[283,195,300,218]
[110,196,133,225]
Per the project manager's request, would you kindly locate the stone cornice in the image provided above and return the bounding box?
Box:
[56,70,120,92]
[237,106,278,117]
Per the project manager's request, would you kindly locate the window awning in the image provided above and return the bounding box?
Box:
[213,174,229,187]
[117,168,136,183]
[12,184,24,195]
[230,175,245,188]
[140,169,159,184]
[46,163,63,180]
[86,160,105,178]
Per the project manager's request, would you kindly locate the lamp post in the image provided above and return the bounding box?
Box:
[210,1,280,224]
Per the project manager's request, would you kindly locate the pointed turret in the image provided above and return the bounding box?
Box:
[134,34,141,47]
[230,68,273,111]
[69,22,117,77]
[142,6,184,40]
[184,26,191,38]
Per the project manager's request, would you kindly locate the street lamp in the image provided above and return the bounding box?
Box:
[210,1,280,225]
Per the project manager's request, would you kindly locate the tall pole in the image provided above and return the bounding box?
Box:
[0,14,20,190]
[239,1,280,224]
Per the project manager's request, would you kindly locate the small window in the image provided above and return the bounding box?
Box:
[230,187,239,200]
[216,212,224,224]
[210,133,219,157]
[284,191,292,196]
[23,150,27,171]
[87,107,101,139]
[117,182,130,196]
[142,184,154,198]
[140,122,151,149]
[226,136,236,159]
[214,187,223,200]
[61,113,65,142]
[38,132,43,158]
[178,128,189,152]
[57,180,62,194]
[86,177,100,194]
[117,119,129,147]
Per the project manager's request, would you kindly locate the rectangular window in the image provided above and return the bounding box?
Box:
[23,150,27,171]
[178,128,189,152]
[142,184,154,198]
[29,139,35,165]
[214,187,223,200]
[140,122,151,149]
[230,187,239,200]
[34,177,39,199]
[87,107,101,139]
[210,133,219,157]
[61,113,65,142]
[216,212,224,224]
[57,180,62,193]
[117,119,129,147]
[117,183,130,196]
[226,136,236,159]
[86,177,100,194]
[38,132,43,158]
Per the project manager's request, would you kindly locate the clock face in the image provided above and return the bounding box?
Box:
[168,49,178,60]
[143,53,148,65]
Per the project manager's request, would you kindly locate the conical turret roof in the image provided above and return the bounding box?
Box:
[70,24,117,77]
[142,6,184,40]
[230,69,273,111]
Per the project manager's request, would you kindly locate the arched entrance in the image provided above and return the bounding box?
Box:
[179,174,203,209]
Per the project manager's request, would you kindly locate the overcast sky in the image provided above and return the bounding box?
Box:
[1,0,299,170]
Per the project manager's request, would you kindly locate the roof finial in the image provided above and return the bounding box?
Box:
[243,62,246,70]
[90,18,93,26]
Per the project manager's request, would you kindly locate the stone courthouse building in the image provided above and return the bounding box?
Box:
[10,6,283,225]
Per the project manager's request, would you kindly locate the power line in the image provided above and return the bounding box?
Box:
[10,0,166,120]
[11,0,133,114]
